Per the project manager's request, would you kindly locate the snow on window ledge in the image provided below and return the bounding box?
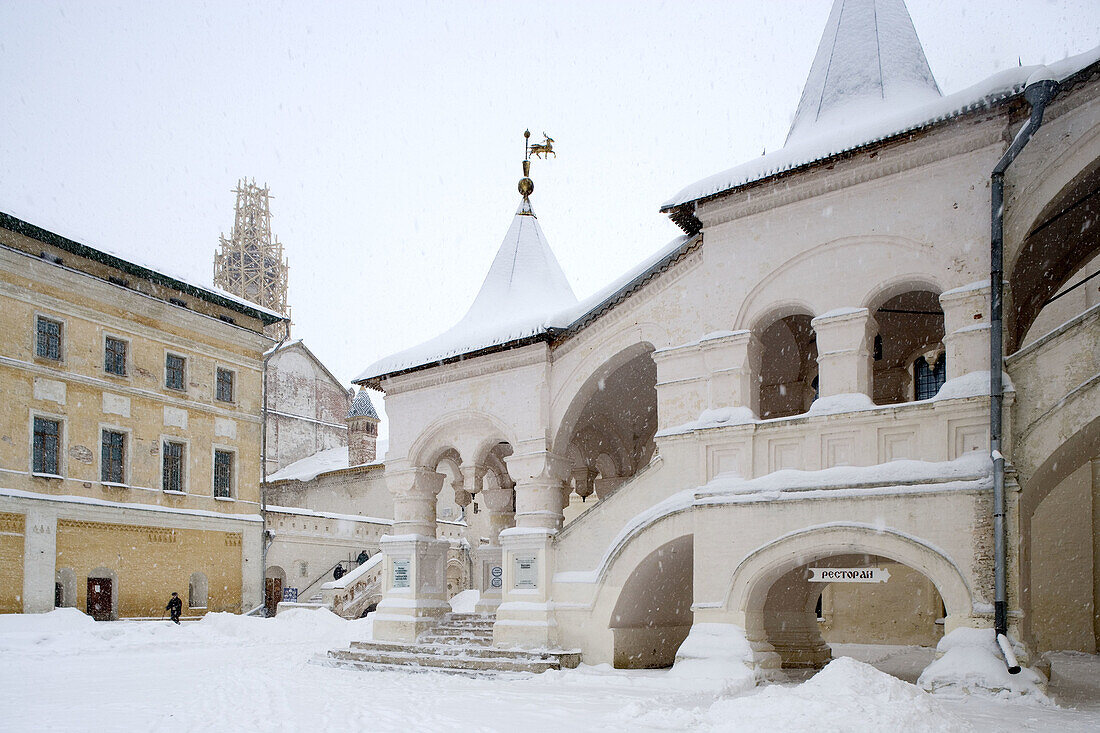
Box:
[31,473,64,480]
[100,481,129,489]
[163,490,187,496]
[214,496,235,502]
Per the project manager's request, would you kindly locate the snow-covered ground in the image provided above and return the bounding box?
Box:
[2,609,1098,732]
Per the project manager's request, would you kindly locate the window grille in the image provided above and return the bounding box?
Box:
[914,354,947,400]
[163,441,185,492]
[101,430,125,483]
[36,317,62,360]
[166,354,185,391]
[33,417,60,474]
[105,337,127,375]
[216,368,234,402]
[214,450,233,498]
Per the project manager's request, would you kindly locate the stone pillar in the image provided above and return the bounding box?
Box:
[474,482,514,615]
[940,281,991,380]
[241,521,263,613]
[1093,457,1100,651]
[22,507,57,613]
[495,450,570,648]
[699,330,762,417]
[811,308,877,400]
[372,467,450,642]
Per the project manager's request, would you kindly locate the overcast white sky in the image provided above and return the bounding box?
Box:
[2,1,1097,437]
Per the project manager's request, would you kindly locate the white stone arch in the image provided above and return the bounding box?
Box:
[860,275,945,313]
[550,321,668,455]
[550,336,660,484]
[586,500,696,620]
[725,523,973,641]
[735,235,943,330]
[1004,102,1100,281]
[407,410,517,470]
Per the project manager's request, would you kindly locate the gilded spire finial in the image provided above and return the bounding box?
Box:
[519,129,555,199]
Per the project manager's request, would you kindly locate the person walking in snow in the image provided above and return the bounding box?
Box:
[166,592,182,624]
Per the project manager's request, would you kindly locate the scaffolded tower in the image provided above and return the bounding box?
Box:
[214,179,290,339]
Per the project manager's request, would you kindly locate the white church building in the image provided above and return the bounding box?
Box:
[348,0,1099,676]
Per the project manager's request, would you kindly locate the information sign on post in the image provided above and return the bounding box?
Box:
[392,560,410,589]
[490,565,503,589]
[514,556,537,589]
[282,587,298,603]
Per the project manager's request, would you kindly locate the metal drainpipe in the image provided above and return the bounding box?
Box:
[260,329,289,616]
[990,68,1058,667]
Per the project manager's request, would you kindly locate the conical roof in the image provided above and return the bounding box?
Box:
[347,388,379,420]
[356,197,577,381]
[786,0,941,144]
[460,198,576,326]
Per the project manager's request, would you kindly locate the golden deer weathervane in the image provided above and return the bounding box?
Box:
[519,129,555,199]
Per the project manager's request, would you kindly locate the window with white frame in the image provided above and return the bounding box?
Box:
[35,316,63,361]
[33,417,61,475]
[101,430,126,483]
[213,449,234,498]
[163,440,185,492]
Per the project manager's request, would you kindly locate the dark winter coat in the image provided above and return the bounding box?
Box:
[166,596,183,616]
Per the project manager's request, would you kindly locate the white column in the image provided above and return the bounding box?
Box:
[372,466,450,642]
[241,521,263,613]
[22,507,57,613]
[699,330,762,417]
[811,308,877,400]
[474,481,514,614]
[940,281,991,379]
[495,450,570,648]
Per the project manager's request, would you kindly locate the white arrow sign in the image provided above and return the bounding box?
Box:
[809,567,891,583]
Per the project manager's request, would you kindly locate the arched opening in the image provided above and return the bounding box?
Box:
[434,450,464,522]
[1019,249,1100,349]
[265,565,286,617]
[55,567,76,608]
[446,558,468,599]
[556,345,657,508]
[1008,159,1100,353]
[870,289,945,404]
[188,572,208,610]
[609,535,693,669]
[1021,418,1100,653]
[761,554,945,678]
[756,312,817,418]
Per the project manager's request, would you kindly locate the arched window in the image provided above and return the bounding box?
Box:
[914,354,946,401]
[188,572,208,609]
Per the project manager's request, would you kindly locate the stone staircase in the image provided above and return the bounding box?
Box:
[322,613,581,675]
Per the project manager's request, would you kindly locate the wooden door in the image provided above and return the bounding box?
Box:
[87,578,112,621]
[265,577,282,617]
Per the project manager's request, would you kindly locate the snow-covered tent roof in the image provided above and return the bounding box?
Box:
[662,4,1100,229]
[785,0,941,144]
[356,198,578,382]
[347,388,379,420]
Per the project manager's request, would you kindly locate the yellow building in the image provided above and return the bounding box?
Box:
[0,212,286,619]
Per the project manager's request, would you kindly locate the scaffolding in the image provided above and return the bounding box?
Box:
[214,179,290,339]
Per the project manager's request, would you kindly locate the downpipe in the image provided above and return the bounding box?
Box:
[989,68,1059,671]
[259,331,289,616]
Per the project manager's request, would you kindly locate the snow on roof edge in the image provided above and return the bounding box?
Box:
[355,233,695,383]
[662,46,1100,211]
